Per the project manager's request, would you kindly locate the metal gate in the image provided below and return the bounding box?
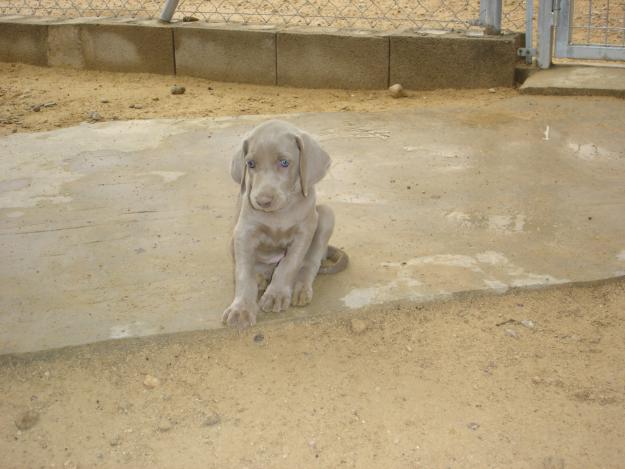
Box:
[554,0,625,60]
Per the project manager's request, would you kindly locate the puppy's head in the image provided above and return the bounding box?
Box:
[230,120,330,212]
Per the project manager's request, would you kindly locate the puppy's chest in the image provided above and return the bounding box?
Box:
[255,225,297,264]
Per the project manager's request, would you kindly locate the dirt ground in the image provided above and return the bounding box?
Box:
[1,280,624,468]
[1,63,625,468]
[0,62,517,137]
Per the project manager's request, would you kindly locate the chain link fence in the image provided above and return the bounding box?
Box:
[0,0,527,32]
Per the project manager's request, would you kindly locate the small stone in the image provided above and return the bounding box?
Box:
[109,435,122,447]
[532,376,543,384]
[504,328,519,339]
[158,418,173,432]
[171,85,186,95]
[350,318,368,335]
[388,83,405,98]
[253,333,264,343]
[405,345,413,352]
[152,97,159,101]
[488,88,497,93]
[467,422,480,431]
[521,319,535,329]
[63,460,78,469]
[182,15,199,22]
[87,111,102,122]
[100,99,110,103]
[143,375,160,389]
[202,411,221,427]
[129,104,143,109]
[15,410,39,430]
[31,104,42,112]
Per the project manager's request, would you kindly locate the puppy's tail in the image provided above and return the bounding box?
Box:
[318,245,349,275]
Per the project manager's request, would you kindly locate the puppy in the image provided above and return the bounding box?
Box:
[222,120,347,328]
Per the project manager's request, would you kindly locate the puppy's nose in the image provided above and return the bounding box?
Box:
[255,194,273,209]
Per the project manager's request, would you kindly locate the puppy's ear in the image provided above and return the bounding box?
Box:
[230,139,249,192]
[296,132,330,197]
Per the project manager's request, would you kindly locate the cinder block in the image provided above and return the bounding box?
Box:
[277,29,388,89]
[0,17,48,65]
[390,33,519,90]
[77,21,175,74]
[174,23,276,85]
[47,24,84,68]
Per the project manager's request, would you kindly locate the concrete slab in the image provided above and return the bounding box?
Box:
[2,96,625,354]
[390,33,518,90]
[520,65,625,97]
[277,29,388,89]
[174,23,277,85]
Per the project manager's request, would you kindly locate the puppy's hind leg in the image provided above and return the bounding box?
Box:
[292,205,334,307]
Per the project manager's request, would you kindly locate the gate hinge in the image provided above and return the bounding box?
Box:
[517,48,537,58]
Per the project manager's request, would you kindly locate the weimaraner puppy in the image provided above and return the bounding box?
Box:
[222,120,347,328]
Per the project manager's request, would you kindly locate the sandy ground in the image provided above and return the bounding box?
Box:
[1,63,625,467]
[0,63,518,137]
[1,280,625,468]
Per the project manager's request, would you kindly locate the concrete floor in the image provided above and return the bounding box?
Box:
[1,95,625,354]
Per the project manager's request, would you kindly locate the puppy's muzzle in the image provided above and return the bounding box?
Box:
[255,194,274,210]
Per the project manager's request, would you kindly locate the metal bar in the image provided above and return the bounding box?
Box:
[525,0,534,63]
[479,0,502,34]
[587,0,592,43]
[604,0,610,45]
[538,0,556,68]
[159,0,180,22]
[569,25,625,31]
[555,0,570,57]
[560,43,625,59]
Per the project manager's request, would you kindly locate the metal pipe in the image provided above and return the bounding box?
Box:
[537,0,554,68]
[525,0,534,63]
[159,0,180,22]
[479,0,502,34]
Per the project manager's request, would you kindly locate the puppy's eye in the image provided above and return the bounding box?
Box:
[279,159,289,168]
[246,160,256,169]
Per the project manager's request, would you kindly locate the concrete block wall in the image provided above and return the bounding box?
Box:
[276,28,389,89]
[391,33,518,90]
[0,16,521,90]
[174,23,276,85]
[0,17,48,65]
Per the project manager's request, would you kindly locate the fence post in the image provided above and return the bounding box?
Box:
[537,0,554,68]
[479,0,502,34]
[159,0,180,22]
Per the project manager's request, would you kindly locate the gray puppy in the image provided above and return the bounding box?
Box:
[223,120,347,328]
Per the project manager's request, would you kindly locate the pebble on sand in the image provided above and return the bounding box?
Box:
[158,418,173,432]
[15,410,40,430]
[388,84,405,99]
[350,318,368,335]
[171,85,186,95]
[87,111,102,122]
[143,375,160,389]
[202,411,221,427]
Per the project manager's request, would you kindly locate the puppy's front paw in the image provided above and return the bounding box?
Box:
[292,281,313,307]
[259,286,291,313]
[222,299,259,328]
